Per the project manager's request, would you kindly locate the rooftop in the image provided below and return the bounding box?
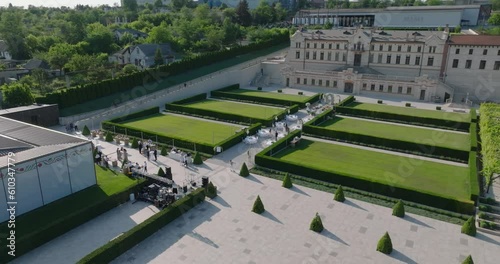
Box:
[0,104,57,116]
[449,35,500,46]
[297,29,441,42]
[24,58,51,70]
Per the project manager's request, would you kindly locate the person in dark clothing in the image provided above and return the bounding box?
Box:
[146,149,150,160]
[153,149,158,161]
[138,141,143,154]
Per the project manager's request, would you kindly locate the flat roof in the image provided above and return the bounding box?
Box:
[0,104,57,116]
[296,5,482,15]
[450,35,500,46]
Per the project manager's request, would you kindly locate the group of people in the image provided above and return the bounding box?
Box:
[94,150,109,168]
[66,123,79,133]
[124,161,148,174]
[116,147,128,162]
[138,139,158,161]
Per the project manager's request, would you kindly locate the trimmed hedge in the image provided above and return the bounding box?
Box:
[470,123,477,151]
[461,216,476,236]
[1,179,147,263]
[405,103,411,107]
[338,95,355,106]
[82,125,90,136]
[470,108,477,123]
[252,195,265,214]
[258,129,302,157]
[282,173,293,188]
[462,255,474,264]
[205,182,217,199]
[170,93,207,105]
[78,188,206,263]
[334,186,345,202]
[376,232,393,254]
[309,213,324,233]
[303,119,469,163]
[193,152,203,165]
[210,88,319,108]
[240,162,249,177]
[336,106,470,131]
[469,151,479,202]
[109,106,159,123]
[377,100,383,104]
[392,200,405,217]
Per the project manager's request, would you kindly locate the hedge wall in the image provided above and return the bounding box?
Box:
[303,122,469,163]
[78,188,205,264]
[213,83,240,92]
[338,95,355,106]
[0,179,148,263]
[211,89,320,108]
[304,108,334,126]
[171,93,207,105]
[336,106,470,131]
[470,123,478,151]
[36,33,290,109]
[470,108,477,123]
[108,106,160,123]
[469,151,479,202]
[258,130,302,157]
[255,153,474,214]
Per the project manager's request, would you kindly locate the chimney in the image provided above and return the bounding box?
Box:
[445,24,449,33]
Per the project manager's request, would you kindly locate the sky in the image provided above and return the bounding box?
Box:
[1,0,120,8]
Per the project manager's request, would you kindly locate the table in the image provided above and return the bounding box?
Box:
[168,151,193,164]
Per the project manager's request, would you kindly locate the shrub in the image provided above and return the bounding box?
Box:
[157,167,165,177]
[278,89,282,93]
[392,200,405,218]
[193,152,203,165]
[252,195,265,214]
[105,132,113,142]
[240,162,249,177]
[376,232,393,254]
[461,216,476,236]
[131,138,138,148]
[377,100,383,104]
[282,173,293,188]
[309,213,324,233]
[205,182,217,199]
[479,205,492,212]
[436,106,442,110]
[462,255,474,264]
[160,146,167,156]
[82,125,91,136]
[257,87,262,90]
[334,186,345,202]
[298,92,304,95]
[405,103,411,107]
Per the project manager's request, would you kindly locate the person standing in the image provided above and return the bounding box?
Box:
[117,148,121,161]
[146,149,150,160]
[143,161,148,173]
[138,140,143,154]
[153,149,158,161]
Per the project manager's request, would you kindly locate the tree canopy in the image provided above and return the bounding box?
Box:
[1,83,35,109]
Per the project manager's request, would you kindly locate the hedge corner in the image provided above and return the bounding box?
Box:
[205,182,217,199]
[392,200,405,218]
[193,152,203,165]
[376,232,393,254]
[82,125,91,136]
[240,162,249,177]
[309,212,324,233]
[282,173,293,188]
[334,186,345,202]
[461,216,476,237]
[252,195,265,214]
[462,255,474,264]
[105,132,114,142]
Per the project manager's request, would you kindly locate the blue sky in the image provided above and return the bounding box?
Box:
[1,1,120,8]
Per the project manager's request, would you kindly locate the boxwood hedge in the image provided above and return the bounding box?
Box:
[469,151,479,202]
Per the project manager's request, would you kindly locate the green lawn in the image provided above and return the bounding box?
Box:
[348,102,470,122]
[319,117,470,151]
[183,99,284,120]
[222,89,314,103]
[274,139,470,201]
[121,113,241,145]
[0,166,142,238]
[59,44,288,117]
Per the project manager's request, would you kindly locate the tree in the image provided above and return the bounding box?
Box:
[236,0,252,27]
[122,0,138,13]
[147,23,174,44]
[82,125,91,136]
[65,54,105,72]
[454,26,461,33]
[206,181,217,199]
[461,216,477,237]
[488,14,500,26]
[253,0,275,25]
[252,195,265,214]
[154,0,164,9]
[1,83,35,108]
[282,173,293,188]
[392,200,405,218]
[193,152,203,165]
[426,0,442,5]
[493,0,500,11]
[462,255,474,264]
[47,43,79,71]
[376,232,393,254]
[274,2,287,21]
[309,213,324,233]
[222,18,242,44]
[239,162,249,177]
[334,186,345,202]
[158,167,165,177]
[85,23,115,54]
[0,11,31,59]
[122,64,138,75]
[154,48,164,67]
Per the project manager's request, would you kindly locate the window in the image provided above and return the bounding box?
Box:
[465,60,472,69]
[405,55,410,65]
[333,81,337,87]
[483,49,487,55]
[312,79,315,85]
[314,43,317,49]
[336,44,340,49]
[379,45,383,51]
[415,56,420,65]
[295,42,301,48]
[321,43,324,49]
[296,51,300,59]
[498,50,500,55]
[479,60,486,69]
[379,85,384,91]
[304,78,307,85]
[313,51,317,60]
[319,79,323,86]
[407,87,412,94]
[455,48,460,54]
[427,56,434,66]
[328,52,332,61]
[388,45,392,51]
[344,44,348,50]
[342,53,346,61]
[397,45,401,52]
[386,55,391,64]
[370,84,375,91]
[428,46,432,53]
[320,52,324,60]
[369,54,374,63]
[306,52,310,60]
[407,46,411,52]
[433,46,436,53]
[388,85,393,93]
[452,59,459,68]
[469,49,473,55]
[329,43,332,49]
[494,61,500,70]
[297,78,300,84]
[362,83,367,89]
[396,55,401,64]
[378,54,383,63]
[307,43,310,48]
[326,80,330,86]
[417,46,421,52]
[335,52,339,61]
[371,45,374,51]
[398,86,403,93]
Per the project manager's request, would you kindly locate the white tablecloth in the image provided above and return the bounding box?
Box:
[168,152,193,163]
[286,115,298,121]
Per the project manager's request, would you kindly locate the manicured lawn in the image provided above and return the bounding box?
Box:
[319,117,470,151]
[347,102,470,122]
[222,89,315,103]
[121,113,241,145]
[273,139,470,201]
[182,99,284,120]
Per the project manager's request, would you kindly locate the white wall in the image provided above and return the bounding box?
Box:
[8,160,44,216]
[375,10,462,28]
[67,144,96,193]
[37,152,72,204]
[0,168,8,222]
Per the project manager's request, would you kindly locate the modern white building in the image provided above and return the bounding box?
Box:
[0,117,96,222]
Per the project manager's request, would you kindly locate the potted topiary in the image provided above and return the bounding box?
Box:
[377,100,383,104]
[239,162,249,177]
[405,103,411,107]
[376,232,393,254]
[436,106,442,110]
[105,132,113,142]
[161,146,167,156]
[461,216,476,236]
[298,91,304,95]
[257,87,262,90]
[193,152,203,165]
[282,173,293,188]
[82,125,91,136]
[462,255,474,264]
[278,89,283,93]
[309,213,324,233]
[157,167,165,177]
[334,186,345,202]
[252,195,265,214]
[205,182,217,199]
[131,138,138,148]
[392,200,405,218]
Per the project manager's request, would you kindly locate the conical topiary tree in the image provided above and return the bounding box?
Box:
[376,232,393,254]
[282,173,293,188]
[310,212,324,233]
[392,200,405,218]
[105,132,113,142]
[82,125,90,136]
[239,162,249,177]
[157,167,165,177]
[461,216,477,237]
[193,152,203,165]
[131,138,138,148]
[160,146,167,156]
[205,181,217,199]
[334,186,345,202]
[462,255,474,264]
[252,195,265,214]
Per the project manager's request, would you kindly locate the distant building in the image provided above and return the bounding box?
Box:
[130,43,175,69]
[0,40,12,60]
[0,104,59,127]
[113,28,149,42]
[109,46,133,65]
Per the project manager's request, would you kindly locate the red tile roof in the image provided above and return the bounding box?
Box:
[450,35,500,46]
